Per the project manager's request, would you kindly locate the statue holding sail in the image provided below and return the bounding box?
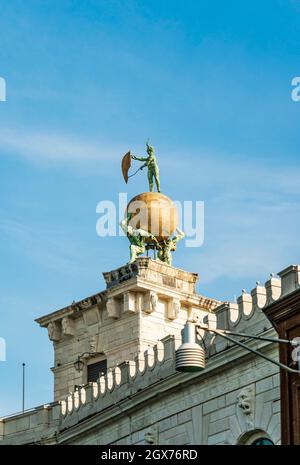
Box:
[121,141,161,192]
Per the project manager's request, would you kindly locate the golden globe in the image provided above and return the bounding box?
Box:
[127,192,178,243]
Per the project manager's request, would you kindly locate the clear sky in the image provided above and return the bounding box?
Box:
[0,0,300,416]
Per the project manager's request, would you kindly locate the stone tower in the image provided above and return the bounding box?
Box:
[36,258,219,400]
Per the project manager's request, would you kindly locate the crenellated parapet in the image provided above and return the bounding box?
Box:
[57,265,300,426]
[278,264,300,298]
[59,335,176,429]
[0,336,177,443]
[198,265,300,356]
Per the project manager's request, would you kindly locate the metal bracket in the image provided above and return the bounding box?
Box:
[196,324,300,375]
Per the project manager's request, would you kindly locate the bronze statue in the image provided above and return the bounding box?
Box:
[157,228,185,266]
[121,142,161,192]
[120,212,158,264]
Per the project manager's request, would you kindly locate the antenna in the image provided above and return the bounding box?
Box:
[22,362,25,412]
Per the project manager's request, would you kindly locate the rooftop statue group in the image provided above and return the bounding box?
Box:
[121,142,185,266]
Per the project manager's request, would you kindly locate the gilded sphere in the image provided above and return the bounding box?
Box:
[127,192,179,243]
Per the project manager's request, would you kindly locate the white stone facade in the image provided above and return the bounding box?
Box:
[1,260,298,445]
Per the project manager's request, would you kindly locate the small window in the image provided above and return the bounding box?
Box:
[87,359,107,383]
[251,438,274,445]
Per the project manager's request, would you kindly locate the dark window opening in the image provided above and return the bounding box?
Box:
[251,438,274,445]
[87,359,107,383]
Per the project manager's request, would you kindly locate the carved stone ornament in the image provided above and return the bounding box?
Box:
[61,317,74,337]
[237,387,254,429]
[47,321,61,342]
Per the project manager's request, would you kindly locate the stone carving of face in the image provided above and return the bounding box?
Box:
[150,292,158,312]
[144,429,156,444]
[174,299,180,313]
[62,317,68,334]
[237,388,253,415]
[47,322,54,339]
[89,335,97,353]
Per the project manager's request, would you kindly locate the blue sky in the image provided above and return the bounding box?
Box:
[0,0,300,416]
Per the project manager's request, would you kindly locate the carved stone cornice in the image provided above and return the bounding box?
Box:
[103,257,199,292]
[35,291,106,328]
[36,259,219,327]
